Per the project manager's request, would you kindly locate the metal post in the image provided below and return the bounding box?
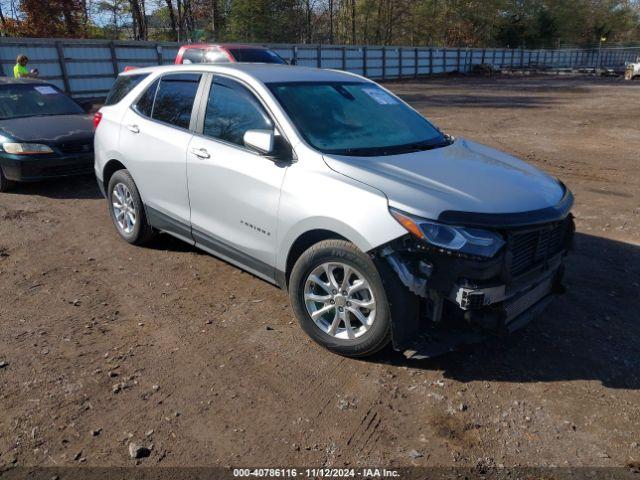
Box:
[428,47,433,75]
[456,48,461,71]
[414,48,419,78]
[481,48,486,65]
[55,41,71,94]
[398,47,403,78]
[155,43,163,65]
[341,46,346,71]
[520,48,525,73]
[382,47,386,80]
[316,44,322,68]
[293,45,298,65]
[501,49,506,69]
[362,46,367,77]
[109,41,119,76]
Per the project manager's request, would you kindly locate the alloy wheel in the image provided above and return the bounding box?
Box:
[303,262,376,340]
[112,182,136,235]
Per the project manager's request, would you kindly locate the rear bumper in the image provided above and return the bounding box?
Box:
[0,153,94,182]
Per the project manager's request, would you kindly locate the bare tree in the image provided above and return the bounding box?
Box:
[350,0,355,43]
[0,2,7,35]
[166,0,178,39]
[329,0,334,43]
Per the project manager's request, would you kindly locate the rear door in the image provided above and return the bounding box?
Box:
[186,75,289,280]
[119,72,204,228]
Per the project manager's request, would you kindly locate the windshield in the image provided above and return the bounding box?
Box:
[229,48,286,64]
[268,82,448,156]
[0,84,84,120]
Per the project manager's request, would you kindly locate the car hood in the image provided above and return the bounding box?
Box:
[0,114,93,145]
[322,138,566,222]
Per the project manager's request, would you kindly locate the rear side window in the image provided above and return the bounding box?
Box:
[133,79,159,117]
[105,74,149,105]
[182,48,204,64]
[203,77,272,146]
[151,73,201,129]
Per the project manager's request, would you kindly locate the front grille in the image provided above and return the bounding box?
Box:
[504,276,553,322]
[508,219,569,277]
[58,142,93,155]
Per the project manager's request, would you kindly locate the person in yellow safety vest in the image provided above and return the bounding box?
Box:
[13,54,39,79]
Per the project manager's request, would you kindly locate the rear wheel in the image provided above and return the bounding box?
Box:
[289,239,391,357]
[0,167,14,193]
[107,169,155,245]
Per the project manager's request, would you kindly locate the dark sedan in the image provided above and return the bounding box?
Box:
[0,78,94,192]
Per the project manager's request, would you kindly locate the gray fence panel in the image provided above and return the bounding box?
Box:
[1,37,639,97]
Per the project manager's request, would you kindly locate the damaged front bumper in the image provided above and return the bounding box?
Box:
[375,216,574,359]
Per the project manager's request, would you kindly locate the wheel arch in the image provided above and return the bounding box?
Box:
[102,159,128,193]
[283,229,348,288]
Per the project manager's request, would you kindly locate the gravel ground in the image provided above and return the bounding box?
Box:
[0,75,639,470]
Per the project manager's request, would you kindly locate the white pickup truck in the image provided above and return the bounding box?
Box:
[625,57,640,80]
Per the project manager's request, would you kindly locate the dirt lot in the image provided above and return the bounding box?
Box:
[0,75,639,471]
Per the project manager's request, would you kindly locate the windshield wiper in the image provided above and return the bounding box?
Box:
[327,136,454,157]
[392,138,453,153]
[0,113,78,120]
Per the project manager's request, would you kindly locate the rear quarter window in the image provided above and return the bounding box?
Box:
[105,74,149,106]
[133,79,159,117]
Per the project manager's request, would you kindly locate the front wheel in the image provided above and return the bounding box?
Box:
[289,239,391,357]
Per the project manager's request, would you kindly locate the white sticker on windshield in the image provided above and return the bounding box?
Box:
[362,88,398,105]
[34,86,58,95]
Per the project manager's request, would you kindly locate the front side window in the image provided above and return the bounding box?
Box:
[151,73,201,129]
[105,74,149,105]
[0,83,84,120]
[203,77,272,147]
[268,82,447,156]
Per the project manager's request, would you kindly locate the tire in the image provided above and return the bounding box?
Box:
[107,169,155,245]
[0,167,14,193]
[289,239,391,357]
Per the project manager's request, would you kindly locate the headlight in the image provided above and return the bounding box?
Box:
[390,208,505,258]
[2,143,53,154]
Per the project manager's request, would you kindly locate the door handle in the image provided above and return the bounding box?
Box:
[190,147,210,159]
[126,124,140,134]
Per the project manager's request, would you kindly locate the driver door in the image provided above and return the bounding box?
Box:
[186,75,289,282]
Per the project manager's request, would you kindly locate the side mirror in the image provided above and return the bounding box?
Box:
[243,129,275,155]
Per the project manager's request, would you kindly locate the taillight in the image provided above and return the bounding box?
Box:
[93,111,103,130]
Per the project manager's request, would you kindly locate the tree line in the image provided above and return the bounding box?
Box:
[1,0,639,48]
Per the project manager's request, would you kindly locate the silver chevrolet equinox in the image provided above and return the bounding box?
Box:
[94,64,574,358]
